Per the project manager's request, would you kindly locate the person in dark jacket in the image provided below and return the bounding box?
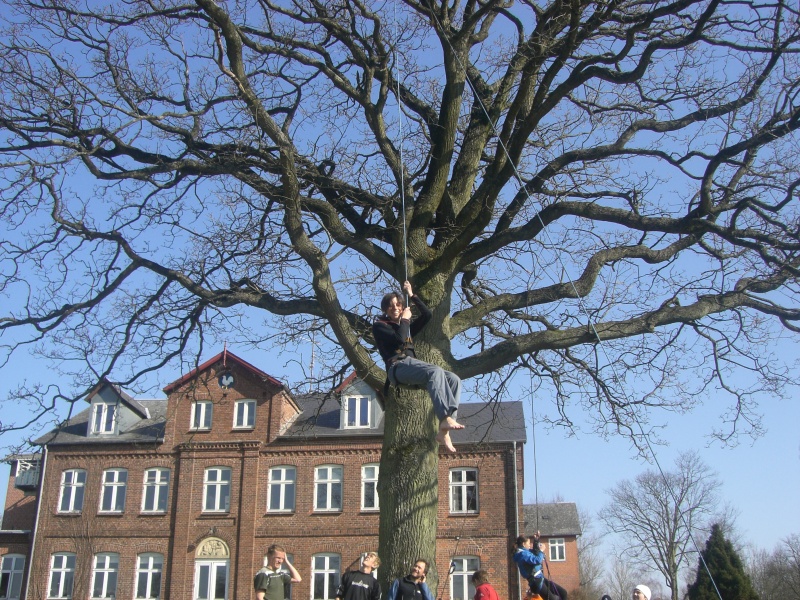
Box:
[372,281,463,452]
[387,559,434,600]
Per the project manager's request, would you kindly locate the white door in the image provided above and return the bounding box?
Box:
[194,560,229,600]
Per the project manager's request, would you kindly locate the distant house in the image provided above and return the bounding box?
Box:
[0,350,531,600]
[521,502,583,593]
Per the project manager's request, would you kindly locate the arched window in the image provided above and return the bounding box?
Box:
[450,556,480,600]
[0,554,25,600]
[311,553,340,600]
[58,469,86,514]
[91,553,119,598]
[48,553,76,599]
[99,469,127,513]
[135,553,163,599]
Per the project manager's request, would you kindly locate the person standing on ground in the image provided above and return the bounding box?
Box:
[254,544,302,600]
[336,552,382,600]
[472,570,500,600]
[387,559,434,600]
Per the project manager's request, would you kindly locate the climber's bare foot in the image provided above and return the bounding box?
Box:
[436,430,457,453]
[439,416,465,431]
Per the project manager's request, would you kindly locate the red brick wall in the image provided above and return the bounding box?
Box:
[1,467,38,531]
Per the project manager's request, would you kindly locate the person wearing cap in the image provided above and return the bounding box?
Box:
[633,585,651,600]
[336,552,382,600]
[387,559,434,600]
[254,544,302,600]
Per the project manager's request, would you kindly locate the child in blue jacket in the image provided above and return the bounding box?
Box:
[513,534,568,600]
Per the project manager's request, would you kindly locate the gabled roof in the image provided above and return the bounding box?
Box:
[86,379,149,419]
[163,349,284,393]
[282,389,526,445]
[522,502,582,537]
[33,400,167,447]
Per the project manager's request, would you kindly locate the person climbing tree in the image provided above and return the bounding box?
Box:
[373,280,464,452]
[513,534,569,600]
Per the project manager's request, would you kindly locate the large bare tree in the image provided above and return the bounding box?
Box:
[599,452,720,600]
[1,0,800,588]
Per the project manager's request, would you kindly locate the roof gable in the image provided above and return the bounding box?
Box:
[163,350,285,393]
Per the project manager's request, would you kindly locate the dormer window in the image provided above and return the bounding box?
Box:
[343,396,370,428]
[91,402,117,434]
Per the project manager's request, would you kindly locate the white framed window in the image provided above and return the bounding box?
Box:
[343,396,370,428]
[361,464,379,511]
[135,553,163,599]
[203,467,231,512]
[91,403,117,434]
[311,554,340,600]
[0,554,25,600]
[314,465,343,512]
[449,468,478,514]
[267,466,296,513]
[91,553,119,599]
[48,553,76,599]
[191,401,213,430]
[233,399,256,429]
[194,559,228,600]
[99,469,127,513]
[450,556,479,600]
[548,538,566,561]
[142,468,170,513]
[58,469,86,514]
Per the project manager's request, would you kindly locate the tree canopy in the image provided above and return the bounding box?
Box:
[2,0,800,441]
[599,452,720,600]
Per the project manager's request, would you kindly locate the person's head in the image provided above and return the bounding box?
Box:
[409,559,429,580]
[266,544,287,569]
[381,291,405,320]
[633,585,651,600]
[516,535,535,549]
[362,552,381,572]
[472,570,490,586]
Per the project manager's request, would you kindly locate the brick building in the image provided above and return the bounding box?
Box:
[0,350,579,600]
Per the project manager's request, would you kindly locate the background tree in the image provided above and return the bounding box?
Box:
[687,524,758,600]
[599,452,720,600]
[1,0,800,589]
[574,509,605,600]
[603,555,648,600]
[748,534,800,600]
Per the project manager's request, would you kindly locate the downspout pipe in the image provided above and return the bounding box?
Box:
[25,445,48,600]
[513,441,522,600]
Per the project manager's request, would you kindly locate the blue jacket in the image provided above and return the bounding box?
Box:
[513,547,545,590]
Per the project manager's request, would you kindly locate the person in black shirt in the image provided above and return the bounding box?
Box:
[372,281,464,452]
[336,552,381,600]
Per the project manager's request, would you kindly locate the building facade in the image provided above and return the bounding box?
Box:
[0,351,551,600]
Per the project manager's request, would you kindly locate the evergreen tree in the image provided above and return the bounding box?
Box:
[688,524,759,600]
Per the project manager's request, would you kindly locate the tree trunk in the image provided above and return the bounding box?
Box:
[377,383,441,593]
